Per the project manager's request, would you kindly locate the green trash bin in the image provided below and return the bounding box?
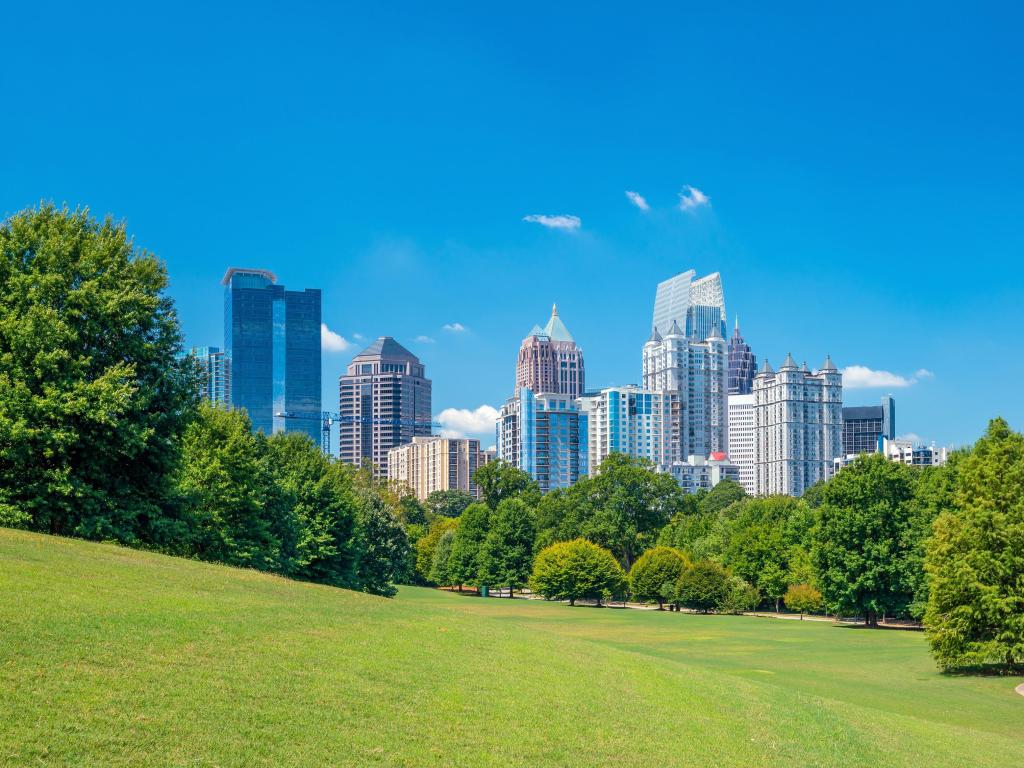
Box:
[480,585,489,598]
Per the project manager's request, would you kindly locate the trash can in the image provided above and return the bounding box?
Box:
[480,585,489,598]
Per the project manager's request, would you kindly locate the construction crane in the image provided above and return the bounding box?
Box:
[275,411,442,455]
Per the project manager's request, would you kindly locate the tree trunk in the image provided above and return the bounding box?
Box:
[457,584,462,593]
[508,587,513,598]
[657,600,664,611]
[799,611,804,620]
[775,597,780,613]
[569,597,575,606]
[866,609,878,627]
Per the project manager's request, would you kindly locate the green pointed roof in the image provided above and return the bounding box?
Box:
[543,303,574,342]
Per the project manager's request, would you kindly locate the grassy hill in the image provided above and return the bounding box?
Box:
[2,529,1022,767]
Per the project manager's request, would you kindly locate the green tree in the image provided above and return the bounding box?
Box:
[414,517,459,584]
[811,454,918,625]
[352,490,410,597]
[924,418,1024,670]
[697,478,747,516]
[906,460,960,619]
[784,583,823,619]
[425,489,474,519]
[448,502,490,591]
[473,461,540,510]
[478,498,536,596]
[530,539,626,606]
[628,546,689,609]
[720,576,760,614]
[674,560,732,613]
[429,528,457,587]
[0,204,197,542]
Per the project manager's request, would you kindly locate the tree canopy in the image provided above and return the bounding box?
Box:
[628,546,689,609]
[530,539,626,606]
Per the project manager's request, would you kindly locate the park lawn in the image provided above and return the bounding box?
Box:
[1,529,1021,767]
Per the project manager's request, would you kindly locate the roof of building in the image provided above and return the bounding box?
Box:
[707,322,723,340]
[708,451,728,462]
[542,303,574,342]
[781,352,798,369]
[758,357,774,375]
[221,267,277,286]
[820,354,838,372]
[526,324,547,338]
[843,405,885,421]
[352,336,420,362]
[666,318,685,337]
[646,325,663,344]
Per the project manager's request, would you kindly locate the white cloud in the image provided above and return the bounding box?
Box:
[353,332,364,341]
[321,323,353,353]
[443,322,467,333]
[678,185,710,211]
[486,444,496,453]
[437,405,500,439]
[625,190,650,211]
[523,214,581,231]
[841,365,934,389]
[897,433,924,446]
[415,335,436,344]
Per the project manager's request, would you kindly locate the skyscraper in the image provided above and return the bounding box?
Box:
[652,270,727,340]
[753,354,843,497]
[841,396,896,455]
[179,345,230,406]
[222,267,321,441]
[497,388,587,493]
[727,393,755,494]
[578,386,683,471]
[727,317,757,395]
[338,337,432,477]
[515,304,585,397]
[387,436,492,500]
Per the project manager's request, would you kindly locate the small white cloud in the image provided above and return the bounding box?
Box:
[321,323,353,353]
[523,214,581,231]
[437,405,500,438]
[897,433,924,445]
[415,335,436,344]
[678,185,710,211]
[353,332,365,341]
[841,365,933,389]
[625,190,650,211]
[486,444,496,453]
[443,322,467,333]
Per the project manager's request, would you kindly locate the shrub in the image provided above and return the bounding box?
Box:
[530,539,626,606]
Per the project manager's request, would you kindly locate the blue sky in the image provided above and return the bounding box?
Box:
[3,2,1022,448]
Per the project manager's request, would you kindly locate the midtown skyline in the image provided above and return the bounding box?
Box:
[3,4,1021,449]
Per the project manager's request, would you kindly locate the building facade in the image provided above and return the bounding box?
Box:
[727,318,757,395]
[515,304,585,397]
[652,269,727,340]
[222,267,321,441]
[841,396,896,455]
[753,354,843,497]
[338,337,432,477]
[179,345,230,405]
[668,452,740,494]
[578,386,683,471]
[387,436,492,500]
[727,393,756,494]
[497,387,587,493]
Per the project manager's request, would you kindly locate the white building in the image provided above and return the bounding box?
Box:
[727,393,756,494]
[669,452,740,494]
[387,436,492,501]
[578,386,682,471]
[754,354,842,497]
[832,437,951,475]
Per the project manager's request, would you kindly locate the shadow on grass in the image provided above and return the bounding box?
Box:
[939,664,1024,678]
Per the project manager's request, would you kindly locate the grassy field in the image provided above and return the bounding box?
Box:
[2,529,1022,767]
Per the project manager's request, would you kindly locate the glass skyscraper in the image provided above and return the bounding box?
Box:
[652,270,727,340]
[728,317,757,395]
[178,345,230,405]
[841,396,896,456]
[222,267,321,442]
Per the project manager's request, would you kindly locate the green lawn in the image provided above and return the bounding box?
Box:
[2,529,1021,767]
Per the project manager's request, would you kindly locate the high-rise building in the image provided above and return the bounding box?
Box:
[841,396,896,455]
[496,387,587,493]
[652,270,727,340]
[642,320,728,459]
[727,317,757,395]
[578,386,683,471]
[338,337,432,477]
[387,436,492,500]
[179,345,231,406]
[753,354,843,497]
[727,393,756,494]
[222,267,321,441]
[515,304,585,397]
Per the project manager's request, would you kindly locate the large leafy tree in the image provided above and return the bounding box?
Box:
[448,502,490,590]
[925,418,1024,670]
[674,560,733,613]
[414,516,459,584]
[352,489,410,598]
[478,498,536,596]
[530,539,626,607]
[811,454,918,625]
[425,489,474,519]
[0,204,197,541]
[429,528,457,587]
[473,460,540,510]
[697,479,747,516]
[628,546,689,609]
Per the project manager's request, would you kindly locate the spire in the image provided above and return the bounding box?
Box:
[543,304,574,342]
[552,302,558,317]
[801,360,810,373]
[781,352,798,370]
[666,318,684,337]
[758,357,774,375]
[646,325,662,344]
[820,354,837,372]
[734,315,740,336]
[706,322,723,341]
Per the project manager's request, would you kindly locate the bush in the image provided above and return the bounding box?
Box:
[628,546,689,609]
[530,539,626,606]
[784,583,823,619]
[673,560,732,613]
[719,576,760,614]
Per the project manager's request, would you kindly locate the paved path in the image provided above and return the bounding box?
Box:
[1016,683,1024,698]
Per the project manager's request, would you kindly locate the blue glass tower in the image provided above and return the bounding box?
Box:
[222,268,321,442]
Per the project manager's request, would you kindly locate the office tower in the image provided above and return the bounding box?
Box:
[222,267,321,441]
[753,354,843,497]
[496,388,587,493]
[841,395,896,455]
[728,317,757,395]
[652,270,727,340]
[179,345,231,405]
[387,436,492,500]
[338,337,432,477]
[515,304,585,397]
[642,320,728,458]
[727,393,756,494]
[578,386,683,471]
[668,452,740,494]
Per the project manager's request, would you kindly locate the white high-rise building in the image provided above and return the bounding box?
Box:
[753,354,842,497]
[578,386,682,471]
[727,393,755,494]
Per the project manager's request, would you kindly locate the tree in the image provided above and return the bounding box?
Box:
[785,583,823,619]
[352,490,410,597]
[478,498,536,596]
[0,204,197,543]
[473,461,539,510]
[811,454,918,625]
[720,576,760,614]
[924,418,1024,671]
[448,502,490,591]
[530,539,626,606]
[628,546,689,609]
[674,560,732,613]
[414,517,459,584]
[429,528,457,587]
[905,460,960,619]
[698,478,747,516]
[425,489,474,519]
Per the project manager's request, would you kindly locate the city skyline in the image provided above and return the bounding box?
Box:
[3,4,1021,450]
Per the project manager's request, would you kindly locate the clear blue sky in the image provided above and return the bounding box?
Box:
[3,2,1022,448]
